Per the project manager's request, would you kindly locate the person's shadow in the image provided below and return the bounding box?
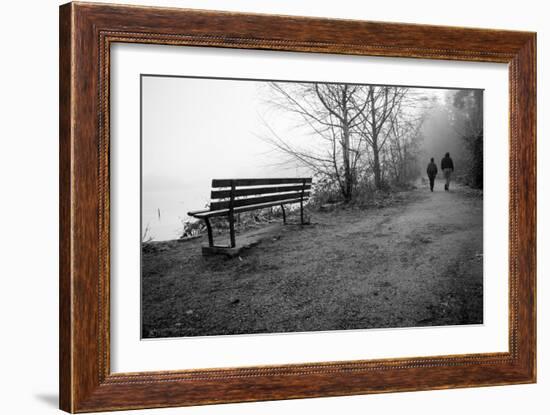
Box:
[35,393,58,408]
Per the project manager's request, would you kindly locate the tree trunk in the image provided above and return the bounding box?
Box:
[342,127,353,202]
[369,86,383,190]
[373,147,382,189]
[341,92,353,202]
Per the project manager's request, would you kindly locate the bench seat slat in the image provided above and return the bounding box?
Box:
[211,184,311,199]
[212,178,312,188]
[189,177,311,249]
[210,191,310,211]
[188,197,305,219]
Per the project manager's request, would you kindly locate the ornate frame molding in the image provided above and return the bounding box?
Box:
[60,2,536,412]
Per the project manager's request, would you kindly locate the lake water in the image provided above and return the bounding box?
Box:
[142,181,210,242]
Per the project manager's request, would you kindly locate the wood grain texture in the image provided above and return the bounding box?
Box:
[212,178,313,187]
[59,3,73,412]
[209,192,311,211]
[190,198,307,218]
[59,2,537,412]
[211,184,312,199]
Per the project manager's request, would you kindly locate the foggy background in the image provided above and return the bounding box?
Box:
[142,75,481,241]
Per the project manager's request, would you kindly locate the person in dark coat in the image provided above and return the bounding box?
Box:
[426,158,438,192]
[441,152,455,191]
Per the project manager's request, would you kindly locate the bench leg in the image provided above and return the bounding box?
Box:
[228,181,237,248]
[280,204,286,224]
[204,217,214,247]
[300,199,304,225]
[228,212,236,248]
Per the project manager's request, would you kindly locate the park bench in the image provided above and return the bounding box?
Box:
[188,178,312,254]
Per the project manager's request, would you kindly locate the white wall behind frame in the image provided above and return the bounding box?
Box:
[1,1,547,415]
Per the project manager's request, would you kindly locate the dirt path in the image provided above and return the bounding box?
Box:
[142,180,483,338]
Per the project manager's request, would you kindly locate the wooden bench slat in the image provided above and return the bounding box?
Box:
[188,197,306,219]
[212,178,312,188]
[188,177,312,250]
[211,184,311,199]
[210,191,310,211]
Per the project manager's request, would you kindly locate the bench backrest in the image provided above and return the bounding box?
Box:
[209,178,312,212]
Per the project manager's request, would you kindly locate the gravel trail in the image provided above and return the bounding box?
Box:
[142,180,483,338]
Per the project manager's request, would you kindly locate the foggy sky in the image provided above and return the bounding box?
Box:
[141,76,479,240]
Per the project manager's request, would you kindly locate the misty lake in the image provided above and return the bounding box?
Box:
[142,182,209,242]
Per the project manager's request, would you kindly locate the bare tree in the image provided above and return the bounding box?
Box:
[383,94,426,185]
[387,112,424,184]
[262,82,426,200]
[354,86,409,189]
[263,82,369,202]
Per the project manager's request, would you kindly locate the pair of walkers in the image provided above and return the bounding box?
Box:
[426,153,454,192]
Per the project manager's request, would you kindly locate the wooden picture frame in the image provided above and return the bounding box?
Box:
[59,2,536,412]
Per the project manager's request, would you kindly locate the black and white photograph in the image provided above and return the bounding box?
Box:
[140,75,484,339]
[2,0,545,413]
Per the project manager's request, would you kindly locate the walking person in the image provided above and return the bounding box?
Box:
[441,152,454,191]
[426,158,438,192]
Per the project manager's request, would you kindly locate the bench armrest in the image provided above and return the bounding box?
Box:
[187,209,210,218]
